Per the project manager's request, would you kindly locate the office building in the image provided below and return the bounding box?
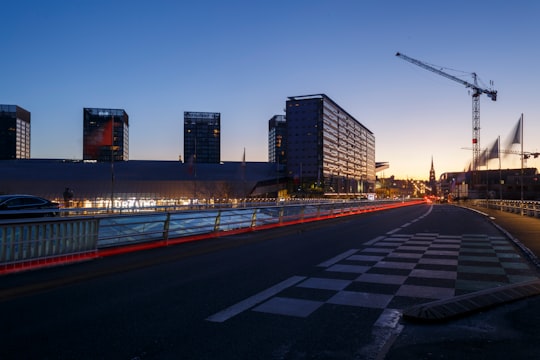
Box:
[0,105,30,160]
[184,111,220,164]
[285,94,375,195]
[83,108,129,162]
[268,115,287,165]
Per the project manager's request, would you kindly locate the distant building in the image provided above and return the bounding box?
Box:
[83,108,129,162]
[268,115,286,165]
[0,105,30,160]
[0,159,277,204]
[285,94,375,196]
[184,111,221,164]
[439,168,540,200]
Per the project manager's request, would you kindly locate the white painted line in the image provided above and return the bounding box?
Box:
[374,308,402,329]
[358,308,403,359]
[206,276,306,323]
[388,205,433,236]
[317,249,359,268]
[364,235,385,246]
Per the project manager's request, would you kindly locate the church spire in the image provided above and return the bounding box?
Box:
[429,156,437,196]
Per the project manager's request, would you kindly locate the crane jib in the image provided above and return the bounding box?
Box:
[395,52,497,101]
[395,51,497,174]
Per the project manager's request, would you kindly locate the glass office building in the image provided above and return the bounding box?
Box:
[268,115,287,165]
[184,112,221,164]
[0,105,30,160]
[285,94,375,195]
[83,108,129,162]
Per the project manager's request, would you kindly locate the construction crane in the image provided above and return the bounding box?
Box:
[395,52,497,172]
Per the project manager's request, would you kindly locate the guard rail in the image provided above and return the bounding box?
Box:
[470,199,540,217]
[1,199,424,274]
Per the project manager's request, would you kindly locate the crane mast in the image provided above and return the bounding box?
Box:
[395,52,497,172]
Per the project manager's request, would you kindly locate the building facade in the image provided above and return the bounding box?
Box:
[440,168,540,200]
[184,112,221,164]
[83,108,129,162]
[285,94,375,196]
[268,115,286,165]
[0,105,30,160]
[0,159,277,206]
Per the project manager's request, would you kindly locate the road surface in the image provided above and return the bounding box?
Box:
[1,203,537,359]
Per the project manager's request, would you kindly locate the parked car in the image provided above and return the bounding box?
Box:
[0,194,60,219]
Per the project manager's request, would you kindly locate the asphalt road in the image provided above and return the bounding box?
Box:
[0,203,530,359]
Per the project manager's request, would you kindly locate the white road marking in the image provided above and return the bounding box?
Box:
[387,204,433,236]
[208,205,436,324]
[358,309,404,360]
[365,235,385,246]
[386,228,401,235]
[206,276,306,323]
[317,249,359,268]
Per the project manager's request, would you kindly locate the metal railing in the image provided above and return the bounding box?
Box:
[0,217,99,272]
[55,197,342,216]
[1,199,424,272]
[97,200,422,249]
[470,199,540,218]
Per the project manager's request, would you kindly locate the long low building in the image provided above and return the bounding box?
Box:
[439,168,540,200]
[0,159,284,207]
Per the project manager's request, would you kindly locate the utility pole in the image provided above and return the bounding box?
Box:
[110,115,115,212]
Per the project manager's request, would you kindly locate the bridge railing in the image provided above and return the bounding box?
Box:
[470,199,540,218]
[1,199,424,273]
[0,218,99,273]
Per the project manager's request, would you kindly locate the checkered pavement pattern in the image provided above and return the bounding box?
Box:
[251,232,540,318]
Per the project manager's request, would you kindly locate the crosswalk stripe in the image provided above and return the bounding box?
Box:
[206,275,306,323]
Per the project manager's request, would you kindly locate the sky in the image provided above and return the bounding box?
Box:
[2,0,540,180]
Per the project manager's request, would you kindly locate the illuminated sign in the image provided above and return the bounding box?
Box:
[184,112,220,120]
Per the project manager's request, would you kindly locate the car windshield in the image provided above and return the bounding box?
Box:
[0,196,14,206]
[0,196,48,207]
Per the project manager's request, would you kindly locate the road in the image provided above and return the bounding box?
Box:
[1,203,538,359]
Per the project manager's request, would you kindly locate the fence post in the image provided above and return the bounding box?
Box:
[163,213,171,245]
[214,210,221,232]
[250,209,257,228]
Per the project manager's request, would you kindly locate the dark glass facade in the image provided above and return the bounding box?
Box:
[184,112,221,164]
[268,115,287,164]
[83,108,129,161]
[0,105,30,160]
[285,94,375,195]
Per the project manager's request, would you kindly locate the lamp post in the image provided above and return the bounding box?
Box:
[110,115,115,212]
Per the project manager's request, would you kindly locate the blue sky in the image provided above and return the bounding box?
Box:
[2,0,539,179]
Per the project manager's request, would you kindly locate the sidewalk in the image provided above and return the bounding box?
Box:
[385,204,540,360]
[464,203,540,266]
